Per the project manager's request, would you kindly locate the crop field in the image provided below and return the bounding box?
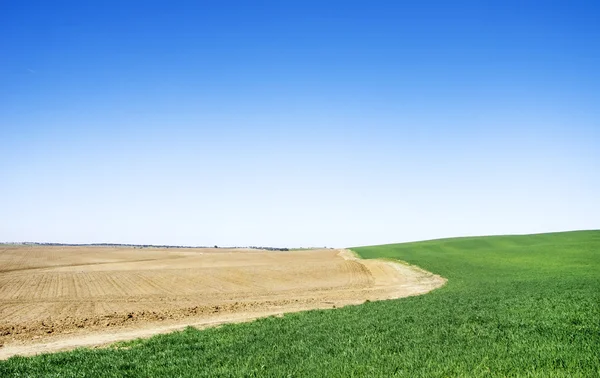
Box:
[1,230,599,377]
[0,245,442,358]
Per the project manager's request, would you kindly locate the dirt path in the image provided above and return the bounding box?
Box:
[0,246,445,359]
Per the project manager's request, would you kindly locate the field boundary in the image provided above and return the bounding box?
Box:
[0,248,445,359]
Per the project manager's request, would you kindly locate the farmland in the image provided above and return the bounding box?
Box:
[0,245,442,358]
[1,230,599,376]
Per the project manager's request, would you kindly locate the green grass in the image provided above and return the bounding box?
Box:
[1,230,599,377]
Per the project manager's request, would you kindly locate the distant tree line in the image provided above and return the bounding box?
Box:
[1,242,290,251]
[248,246,290,251]
[1,242,208,249]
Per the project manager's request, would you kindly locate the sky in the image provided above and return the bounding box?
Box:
[1,0,599,247]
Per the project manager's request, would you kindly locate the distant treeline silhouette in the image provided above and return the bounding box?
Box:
[1,242,290,251]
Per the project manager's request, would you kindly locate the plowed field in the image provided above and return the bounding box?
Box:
[0,245,444,358]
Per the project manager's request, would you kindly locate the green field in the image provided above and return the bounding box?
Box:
[1,230,599,377]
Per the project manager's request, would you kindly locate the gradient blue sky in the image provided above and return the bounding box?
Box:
[1,1,599,247]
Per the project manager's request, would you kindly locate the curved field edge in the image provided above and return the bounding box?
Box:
[0,249,444,359]
[1,230,599,377]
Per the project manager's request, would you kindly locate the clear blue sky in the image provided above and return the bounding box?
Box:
[1,1,599,247]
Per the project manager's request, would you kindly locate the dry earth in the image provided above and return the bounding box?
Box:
[0,245,445,359]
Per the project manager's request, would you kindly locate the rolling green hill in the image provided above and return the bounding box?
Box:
[2,230,599,377]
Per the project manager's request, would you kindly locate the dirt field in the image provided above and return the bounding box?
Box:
[0,245,444,358]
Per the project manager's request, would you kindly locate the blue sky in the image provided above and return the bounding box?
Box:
[1,1,599,247]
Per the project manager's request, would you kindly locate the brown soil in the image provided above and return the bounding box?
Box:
[0,245,445,359]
